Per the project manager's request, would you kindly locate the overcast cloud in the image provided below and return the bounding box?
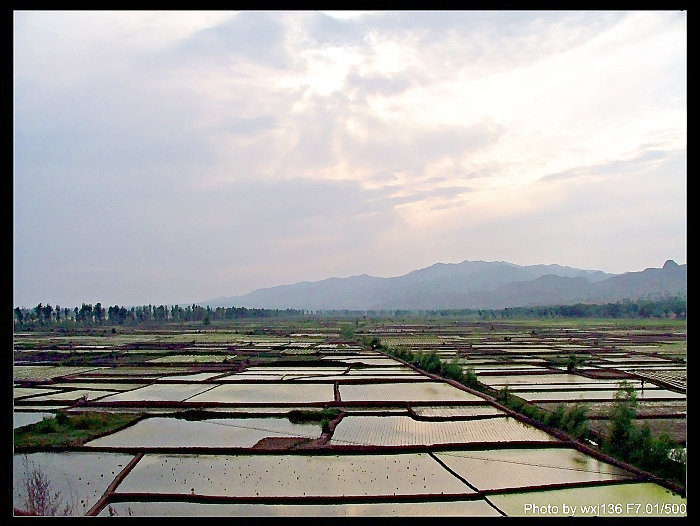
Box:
[13,10,686,308]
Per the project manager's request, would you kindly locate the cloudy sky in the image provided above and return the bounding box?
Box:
[13,10,686,308]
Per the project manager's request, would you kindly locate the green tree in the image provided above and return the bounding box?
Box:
[94,303,104,324]
[605,380,638,458]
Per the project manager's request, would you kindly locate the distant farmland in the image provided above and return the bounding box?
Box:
[14,315,686,517]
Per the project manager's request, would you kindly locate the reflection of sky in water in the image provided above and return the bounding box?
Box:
[85,417,321,448]
[116,452,474,497]
[434,448,634,491]
[13,412,54,429]
[188,383,335,403]
[489,482,686,517]
[13,452,135,516]
[518,389,685,402]
[99,500,501,517]
[330,415,556,446]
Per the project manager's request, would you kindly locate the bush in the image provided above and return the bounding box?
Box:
[602,382,684,485]
[288,409,340,425]
[34,417,58,434]
[417,352,442,374]
[464,367,479,388]
[441,360,465,383]
[55,411,70,426]
[562,403,589,438]
[546,405,566,428]
[497,385,512,404]
[72,413,104,430]
[605,381,638,457]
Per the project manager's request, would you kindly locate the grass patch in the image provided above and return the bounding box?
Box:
[14,411,142,450]
[287,408,341,428]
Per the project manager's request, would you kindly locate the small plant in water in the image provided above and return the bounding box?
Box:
[17,455,74,516]
[108,504,134,516]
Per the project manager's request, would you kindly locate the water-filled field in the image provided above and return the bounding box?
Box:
[13,318,685,517]
[187,383,335,404]
[85,417,322,448]
[99,499,502,516]
[330,415,557,446]
[338,382,483,403]
[13,452,135,516]
[115,452,476,497]
[433,448,635,490]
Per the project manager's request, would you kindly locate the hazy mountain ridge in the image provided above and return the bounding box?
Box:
[202,259,685,310]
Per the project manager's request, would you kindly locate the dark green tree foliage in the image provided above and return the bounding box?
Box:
[340,324,355,339]
[605,380,638,458]
[94,303,104,324]
[567,354,580,372]
[420,297,686,319]
[561,403,589,438]
[546,404,567,428]
[602,382,683,483]
[13,297,686,330]
[463,367,479,388]
[13,302,305,330]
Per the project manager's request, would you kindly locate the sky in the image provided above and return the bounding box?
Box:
[13,10,686,308]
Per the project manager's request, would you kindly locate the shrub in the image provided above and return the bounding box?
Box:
[497,385,511,404]
[464,367,479,388]
[72,412,104,430]
[562,403,589,438]
[605,380,638,458]
[34,417,58,434]
[546,405,566,428]
[441,360,465,383]
[55,411,70,426]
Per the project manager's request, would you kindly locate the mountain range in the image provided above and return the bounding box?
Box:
[201,259,686,311]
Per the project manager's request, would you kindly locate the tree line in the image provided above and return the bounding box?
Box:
[321,297,686,320]
[485,296,686,319]
[13,296,686,330]
[12,303,304,330]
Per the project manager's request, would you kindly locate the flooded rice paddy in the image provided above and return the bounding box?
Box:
[14,319,685,516]
[115,453,475,497]
[330,415,556,447]
[85,417,322,449]
[99,499,502,516]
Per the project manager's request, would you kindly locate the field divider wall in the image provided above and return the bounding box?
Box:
[86,452,144,516]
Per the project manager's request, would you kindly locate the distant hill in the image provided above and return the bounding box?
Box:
[202,259,685,310]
